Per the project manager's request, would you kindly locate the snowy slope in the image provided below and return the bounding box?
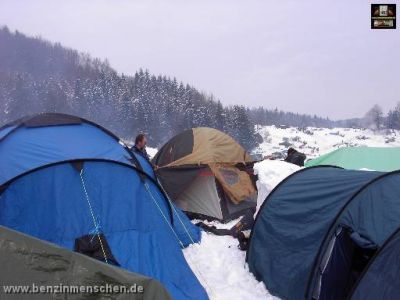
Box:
[253,125,400,161]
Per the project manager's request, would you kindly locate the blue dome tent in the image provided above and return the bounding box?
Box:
[247,166,400,300]
[0,113,207,300]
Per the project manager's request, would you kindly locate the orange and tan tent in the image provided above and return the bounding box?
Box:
[153,128,257,222]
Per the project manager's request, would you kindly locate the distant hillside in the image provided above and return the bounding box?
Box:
[248,107,336,128]
[0,26,342,149]
[0,27,263,149]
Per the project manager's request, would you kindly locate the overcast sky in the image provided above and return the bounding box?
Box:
[0,0,399,119]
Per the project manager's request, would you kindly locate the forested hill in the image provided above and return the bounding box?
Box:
[0,27,337,149]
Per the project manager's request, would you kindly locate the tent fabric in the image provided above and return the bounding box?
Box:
[23,113,82,127]
[0,113,157,184]
[210,164,255,204]
[153,128,257,221]
[336,173,400,246]
[74,232,121,266]
[153,129,194,166]
[176,175,223,220]
[246,166,400,300]
[0,113,206,300]
[305,146,400,172]
[308,171,400,299]
[351,228,400,300]
[0,125,17,140]
[153,127,256,204]
[0,160,205,300]
[222,190,257,220]
[159,127,252,167]
[155,166,203,200]
[316,227,355,300]
[0,225,172,300]
[0,123,129,184]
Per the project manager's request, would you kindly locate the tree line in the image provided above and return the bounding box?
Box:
[248,107,335,128]
[336,104,400,131]
[0,27,343,150]
[365,103,400,131]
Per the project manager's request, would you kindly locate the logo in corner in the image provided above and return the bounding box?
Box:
[371,4,396,29]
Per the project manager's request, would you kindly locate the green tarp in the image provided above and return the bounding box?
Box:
[305,147,400,171]
[0,226,171,300]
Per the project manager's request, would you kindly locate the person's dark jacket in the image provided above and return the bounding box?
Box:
[132,145,150,162]
[284,149,306,167]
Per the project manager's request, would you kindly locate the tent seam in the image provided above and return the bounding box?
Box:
[305,169,400,299]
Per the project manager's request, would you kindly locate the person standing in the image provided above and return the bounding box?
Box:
[131,133,150,162]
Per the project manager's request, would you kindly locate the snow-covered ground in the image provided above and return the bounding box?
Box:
[183,227,273,300]
[253,125,400,161]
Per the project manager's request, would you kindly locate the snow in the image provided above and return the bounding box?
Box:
[253,125,400,161]
[254,160,301,214]
[146,147,158,158]
[183,231,276,300]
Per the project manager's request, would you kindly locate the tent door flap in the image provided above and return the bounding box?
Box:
[312,225,377,300]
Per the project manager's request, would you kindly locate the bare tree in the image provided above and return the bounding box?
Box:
[365,104,384,130]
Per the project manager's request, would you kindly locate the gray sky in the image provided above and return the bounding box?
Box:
[0,0,399,119]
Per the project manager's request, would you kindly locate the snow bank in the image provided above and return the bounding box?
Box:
[146,147,158,158]
[183,232,276,300]
[254,160,300,214]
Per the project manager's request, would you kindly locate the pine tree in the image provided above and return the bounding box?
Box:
[215,100,225,131]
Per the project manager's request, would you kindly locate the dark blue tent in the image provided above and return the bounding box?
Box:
[247,166,400,300]
[0,113,207,300]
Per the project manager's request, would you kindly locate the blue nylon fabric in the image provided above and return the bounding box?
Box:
[0,125,17,140]
[0,120,199,246]
[130,151,197,244]
[0,162,207,300]
[247,167,382,300]
[0,123,132,185]
[170,201,201,247]
[351,229,400,300]
[133,151,156,178]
